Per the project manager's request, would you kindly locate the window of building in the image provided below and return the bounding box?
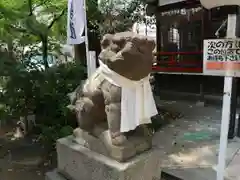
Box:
[155,5,203,72]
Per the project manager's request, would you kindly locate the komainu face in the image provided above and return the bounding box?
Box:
[99,31,156,81]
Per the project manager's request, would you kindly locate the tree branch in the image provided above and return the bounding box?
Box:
[33,0,50,12]
[47,9,66,29]
[8,24,40,36]
[28,0,33,16]
[8,24,28,33]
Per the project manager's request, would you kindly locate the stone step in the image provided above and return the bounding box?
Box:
[46,169,67,180]
[46,169,169,180]
[161,171,183,180]
[46,169,184,180]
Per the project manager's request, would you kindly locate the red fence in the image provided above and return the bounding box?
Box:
[152,51,203,73]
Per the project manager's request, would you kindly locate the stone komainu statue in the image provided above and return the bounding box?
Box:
[68,31,158,162]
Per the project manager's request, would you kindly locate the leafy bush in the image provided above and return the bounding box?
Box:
[0,60,87,148]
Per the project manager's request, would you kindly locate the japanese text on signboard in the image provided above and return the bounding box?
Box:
[203,39,240,76]
[206,40,240,61]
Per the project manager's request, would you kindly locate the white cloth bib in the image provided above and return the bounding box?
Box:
[98,60,158,132]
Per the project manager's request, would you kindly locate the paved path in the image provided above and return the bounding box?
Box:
[226,148,240,180]
[153,100,240,180]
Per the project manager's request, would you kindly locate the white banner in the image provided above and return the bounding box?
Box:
[67,0,85,44]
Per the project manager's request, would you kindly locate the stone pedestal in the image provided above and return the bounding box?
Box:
[46,136,161,180]
[73,127,152,162]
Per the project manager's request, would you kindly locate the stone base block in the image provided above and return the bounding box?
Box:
[56,136,161,180]
[46,169,67,180]
[73,127,151,162]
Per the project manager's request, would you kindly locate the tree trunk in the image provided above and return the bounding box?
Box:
[42,36,49,68]
[7,41,14,61]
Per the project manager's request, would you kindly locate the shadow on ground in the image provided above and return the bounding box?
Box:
[0,125,56,180]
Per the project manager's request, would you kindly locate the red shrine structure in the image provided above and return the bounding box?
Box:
[147,0,239,100]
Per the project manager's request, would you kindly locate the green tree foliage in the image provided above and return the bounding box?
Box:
[0,60,86,146]
[0,0,67,67]
[98,0,144,35]
[0,0,150,148]
[0,0,82,146]
[0,0,145,65]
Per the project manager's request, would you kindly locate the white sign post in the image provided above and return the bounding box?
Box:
[203,15,238,180]
[200,1,240,180]
[217,15,237,180]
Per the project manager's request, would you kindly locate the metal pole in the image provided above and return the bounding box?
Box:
[228,77,237,139]
[237,108,240,137]
[83,0,90,77]
[228,7,240,139]
[217,14,237,180]
[236,10,240,138]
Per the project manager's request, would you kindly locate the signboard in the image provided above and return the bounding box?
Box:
[203,39,240,77]
[161,7,202,16]
[200,0,240,9]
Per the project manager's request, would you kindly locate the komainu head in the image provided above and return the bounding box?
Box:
[99,32,156,81]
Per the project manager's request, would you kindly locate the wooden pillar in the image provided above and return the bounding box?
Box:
[156,15,161,62]
[74,43,86,65]
[197,8,210,105]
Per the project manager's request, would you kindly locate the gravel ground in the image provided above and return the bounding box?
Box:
[0,126,56,180]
